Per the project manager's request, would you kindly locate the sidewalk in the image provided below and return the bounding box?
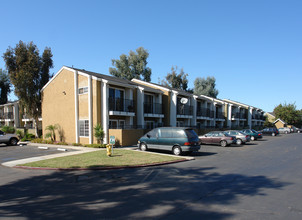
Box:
[2,143,100,168]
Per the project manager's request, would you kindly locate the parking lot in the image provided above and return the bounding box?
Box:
[0,133,302,219]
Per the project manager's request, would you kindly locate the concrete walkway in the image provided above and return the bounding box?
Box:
[2,143,100,168]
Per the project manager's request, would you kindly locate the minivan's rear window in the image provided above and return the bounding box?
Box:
[185,129,198,140]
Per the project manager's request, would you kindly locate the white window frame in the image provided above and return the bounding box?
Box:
[79,119,89,137]
[78,87,88,95]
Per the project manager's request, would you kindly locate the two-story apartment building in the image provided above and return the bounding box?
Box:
[223,99,265,129]
[0,101,20,128]
[41,66,266,146]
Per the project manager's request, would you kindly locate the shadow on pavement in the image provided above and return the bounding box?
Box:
[0,165,290,219]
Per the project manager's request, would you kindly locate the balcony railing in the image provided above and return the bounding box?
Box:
[216,112,225,119]
[144,102,163,114]
[109,98,135,113]
[196,108,215,118]
[240,113,247,119]
[232,113,240,119]
[177,104,193,115]
[3,112,14,119]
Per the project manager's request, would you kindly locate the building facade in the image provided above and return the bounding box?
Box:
[41,66,266,146]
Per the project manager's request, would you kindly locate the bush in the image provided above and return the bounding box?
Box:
[72,143,83,146]
[31,138,44,143]
[21,133,36,141]
[31,138,53,144]
[1,126,16,134]
[84,144,106,148]
[56,142,68,145]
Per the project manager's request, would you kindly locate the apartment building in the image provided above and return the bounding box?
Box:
[0,101,20,128]
[41,66,266,146]
[223,99,265,129]
[131,79,226,129]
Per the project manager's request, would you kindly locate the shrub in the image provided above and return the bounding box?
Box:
[72,143,83,146]
[56,142,68,145]
[22,133,36,141]
[84,144,106,148]
[1,126,16,134]
[16,130,24,138]
[31,138,44,143]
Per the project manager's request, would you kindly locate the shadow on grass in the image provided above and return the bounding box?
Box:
[0,165,290,219]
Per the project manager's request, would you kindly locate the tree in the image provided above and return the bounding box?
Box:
[94,123,104,144]
[193,76,219,98]
[109,47,151,81]
[162,66,189,91]
[0,69,11,104]
[3,41,53,137]
[273,103,302,126]
[45,124,58,142]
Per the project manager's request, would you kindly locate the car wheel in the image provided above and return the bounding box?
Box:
[220,140,227,147]
[298,130,300,133]
[172,146,182,156]
[236,139,242,145]
[251,136,255,141]
[140,143,148,151]
[272,133,276,136]
[9,138,18,146]
[285,131,288,134]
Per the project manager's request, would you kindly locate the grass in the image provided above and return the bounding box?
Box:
[19,149,184,169]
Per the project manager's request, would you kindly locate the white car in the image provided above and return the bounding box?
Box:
[278,127,291,134]
[0,130,19,145]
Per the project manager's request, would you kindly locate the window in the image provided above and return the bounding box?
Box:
[109,120,126,129]
[79,87,88,95]
[145,121,154,129]
[79,120,89,137]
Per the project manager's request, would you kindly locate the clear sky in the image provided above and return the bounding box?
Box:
[1,0,301,112]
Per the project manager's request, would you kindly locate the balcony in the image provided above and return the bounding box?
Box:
[240,113,247,119]
[3,112,14,120]
[144,102,163,115]
[232,113,240,119]
[216,112,225,119]
[109,98,135,115]
[177,104,193,116]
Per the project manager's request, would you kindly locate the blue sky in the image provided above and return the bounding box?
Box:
[1,0,301,112]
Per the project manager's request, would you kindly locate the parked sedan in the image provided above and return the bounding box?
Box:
[260,127,279,136]
[278,127,291,134]
[199,131,236,147]
[241,129,262,141]
[224,130,250,145]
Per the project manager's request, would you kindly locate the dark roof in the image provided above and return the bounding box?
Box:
[67,66,137,87]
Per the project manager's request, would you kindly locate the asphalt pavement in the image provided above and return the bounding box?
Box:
[0,133,302,219]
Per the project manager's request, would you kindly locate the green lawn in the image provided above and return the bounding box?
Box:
[20,149,185,169]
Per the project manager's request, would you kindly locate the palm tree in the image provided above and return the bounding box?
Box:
[94,123,104,144]
[45,124,58,142]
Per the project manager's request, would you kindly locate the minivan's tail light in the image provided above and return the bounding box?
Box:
[258,133,261,136]
[230,137,233,140]
[184,142,195,146]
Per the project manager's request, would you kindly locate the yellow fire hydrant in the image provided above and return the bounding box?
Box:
[106,144,112,157]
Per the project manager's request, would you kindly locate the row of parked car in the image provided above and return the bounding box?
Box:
[137,126,300,156]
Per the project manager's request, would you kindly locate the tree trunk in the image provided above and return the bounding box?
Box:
[33,117,39,138]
